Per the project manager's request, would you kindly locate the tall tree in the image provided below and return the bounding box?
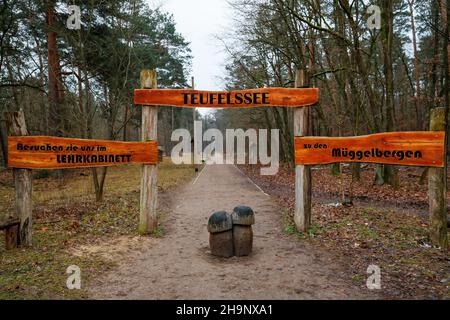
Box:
[46,0,64,136]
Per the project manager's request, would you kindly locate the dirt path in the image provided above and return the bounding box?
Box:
[89,164,378,299]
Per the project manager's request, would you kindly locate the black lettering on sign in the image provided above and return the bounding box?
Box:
[8,136,158,169]
[182,92,271,106]
[56,154,132,164]
[295,132,445,167]
[330,148,423,161]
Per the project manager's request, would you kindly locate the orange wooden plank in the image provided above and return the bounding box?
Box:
[8,136,158,169]
[295,132,445,167]
[134,88,319,108]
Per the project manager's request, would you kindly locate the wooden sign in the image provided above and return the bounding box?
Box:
[295,132,445,167]
[134,88,319,108]
[8,136,158,169]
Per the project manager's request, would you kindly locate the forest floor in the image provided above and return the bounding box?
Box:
[89,164,376,299]
[0,159,197,299]
[0,161,448,299]
[239,164,450,299]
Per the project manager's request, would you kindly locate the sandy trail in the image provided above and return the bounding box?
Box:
[89,164,377,299]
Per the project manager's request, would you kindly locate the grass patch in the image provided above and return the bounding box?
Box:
[151,226,166,238]
[281,210,304,238]
[351,273,365,284]
[281,210,324,238]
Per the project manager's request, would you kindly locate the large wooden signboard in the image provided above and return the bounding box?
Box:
[134,88,319,108]
[8,136,158,169]
[295,132,445,167]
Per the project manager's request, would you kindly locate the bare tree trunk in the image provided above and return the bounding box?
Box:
[0,117,7,167]
[441,0,449,158]
[5,111,33,246]
[408,0,422,129]
[123,104,129,141]
[339,0,380,132]
[440,0,449,229]
[46,1,64,136]
[381,0,399,188]
[429,1,440,112]
[428,108,448,249]
[92,167,108,202]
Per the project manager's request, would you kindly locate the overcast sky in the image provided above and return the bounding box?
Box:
[152,0,232,91]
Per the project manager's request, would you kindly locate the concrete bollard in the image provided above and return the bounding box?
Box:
[231,206,255,256]
[207,211,234,258]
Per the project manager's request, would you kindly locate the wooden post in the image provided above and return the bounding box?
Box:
[294,69,312,232]
[5,110,33,246]
[1,218,20,250]
[0,116,8,167]
[191,76,196,170]
[428,107,448,248]
[5,225,19,250]
[139,70,158,234]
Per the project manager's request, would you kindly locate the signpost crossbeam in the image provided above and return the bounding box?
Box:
[294,132,445,167]
[8,136,158,169]
[134,88,319,108]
